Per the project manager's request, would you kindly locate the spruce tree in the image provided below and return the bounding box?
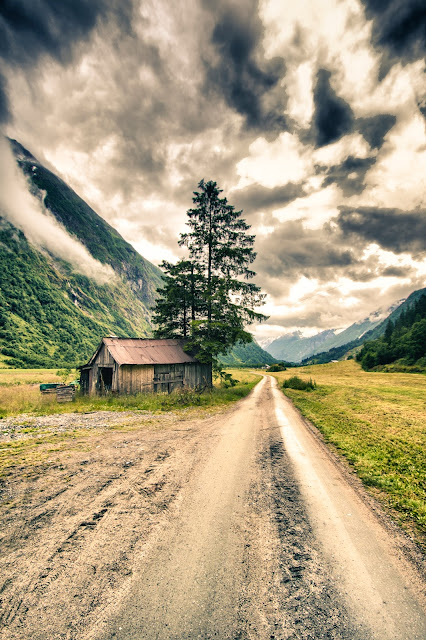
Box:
[153,179,267,370]
[152,260,202,339]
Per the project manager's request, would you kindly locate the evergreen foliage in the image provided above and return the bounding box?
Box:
[153,180,267,369]
[356,294,426,371]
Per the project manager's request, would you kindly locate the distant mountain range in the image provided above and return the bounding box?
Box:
[301,288,426,366]
[265,299,408,363]
[0,139,273,368]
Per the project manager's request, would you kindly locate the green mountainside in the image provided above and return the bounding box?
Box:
[219,340,277,367]
[362,288,426,341]
[0,140,164,368]
[356,292,426,371]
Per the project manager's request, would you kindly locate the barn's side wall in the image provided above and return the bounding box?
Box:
[184,363,212,388]
[119,365,154,394]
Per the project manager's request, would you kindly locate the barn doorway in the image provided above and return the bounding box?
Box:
[98,367,113,393]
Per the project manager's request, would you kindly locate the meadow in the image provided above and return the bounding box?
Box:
[0,368,261,418]
[271,360,426,545]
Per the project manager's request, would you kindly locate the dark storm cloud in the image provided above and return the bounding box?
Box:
[255,219,358,283]
[320,156,376,196]
[204,0,287,130]
[336,207,426,254]
[382,265,415,278]
[312,69,354,147]
[255,206,426,298]
[0,74,8,125]
[232,182,305,217]
[361,0,426,74]
[0,0,132,123]
[356,114,397,149]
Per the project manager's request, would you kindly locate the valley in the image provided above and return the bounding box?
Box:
[0,370,424,639]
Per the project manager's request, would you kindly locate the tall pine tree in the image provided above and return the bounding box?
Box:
[153,180,267,370]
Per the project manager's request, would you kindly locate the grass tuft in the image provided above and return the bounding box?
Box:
[282,375,316,391]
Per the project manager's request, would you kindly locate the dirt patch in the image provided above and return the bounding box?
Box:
[0,409,222,640]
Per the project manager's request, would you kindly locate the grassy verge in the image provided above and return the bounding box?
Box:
[270,361,426,545]
[0,368,261,418]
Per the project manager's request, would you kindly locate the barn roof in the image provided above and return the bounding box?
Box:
[88,338,198,366]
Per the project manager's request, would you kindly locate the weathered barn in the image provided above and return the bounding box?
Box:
[80,337,212,395]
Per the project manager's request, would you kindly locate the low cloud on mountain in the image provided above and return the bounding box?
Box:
[0,136,114,282]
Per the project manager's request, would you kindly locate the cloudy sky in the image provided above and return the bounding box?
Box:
[1,0,426,343]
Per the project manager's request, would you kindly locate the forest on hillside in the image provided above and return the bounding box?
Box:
[356,294,426,371]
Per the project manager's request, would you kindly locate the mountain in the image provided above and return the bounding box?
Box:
[266,300,404,363]
[0,139,164,368]
[266,329,336,363]
[362,288,426,341]
[356,291,426,371]
[301,288,426,365]
[218,341,277,367]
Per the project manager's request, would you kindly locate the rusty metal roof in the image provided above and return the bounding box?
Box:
[100,338,198,366]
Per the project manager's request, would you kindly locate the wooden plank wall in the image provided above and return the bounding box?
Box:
[84,345,212,395]
[184,363,212,388]
[119,365,154,394]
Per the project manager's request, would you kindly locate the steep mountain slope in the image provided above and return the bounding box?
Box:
[10,139,162,305]
[364,288,426,341]
[0,140,164,368]
[218,341,277,366]
[357,292,426,370]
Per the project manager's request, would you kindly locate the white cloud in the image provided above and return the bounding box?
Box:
[354,60,426,117]
[272,184,341,227]
[236,132,311,188]
[361,115,426,208]
[312,133,371,166]
[284,62,314,127]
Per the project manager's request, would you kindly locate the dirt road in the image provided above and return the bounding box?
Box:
[1,376,425,639]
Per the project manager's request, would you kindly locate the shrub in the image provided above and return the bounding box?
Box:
[282,376,316,391]
[268,364,287,372]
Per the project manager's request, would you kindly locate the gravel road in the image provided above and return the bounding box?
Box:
[1,376,424,639]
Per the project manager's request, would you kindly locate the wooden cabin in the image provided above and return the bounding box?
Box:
[80,337,212,395]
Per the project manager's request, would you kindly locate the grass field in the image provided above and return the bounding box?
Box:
[0,368,63,386]
[0,368,261,418]
[271,360,426,545]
